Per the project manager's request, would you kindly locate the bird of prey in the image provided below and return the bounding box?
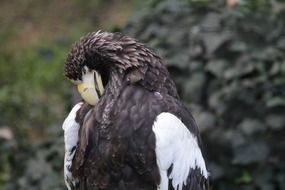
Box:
[62,31,209,190]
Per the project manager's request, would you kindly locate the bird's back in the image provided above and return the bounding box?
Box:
[70,83,207,190]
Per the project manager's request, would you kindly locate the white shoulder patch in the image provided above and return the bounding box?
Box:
[152,112,208,190]
[62,102,83,190]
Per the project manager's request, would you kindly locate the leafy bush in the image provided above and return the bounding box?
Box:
[0,40,72,190]
[124,0,285,189]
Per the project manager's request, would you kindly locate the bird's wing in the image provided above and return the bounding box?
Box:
[62,102,83,190]
[152,112,209,190]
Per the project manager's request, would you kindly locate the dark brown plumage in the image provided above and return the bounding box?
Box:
[64,31,209,190]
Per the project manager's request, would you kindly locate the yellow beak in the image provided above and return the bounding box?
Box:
[77,83,98,105]
[77,71,104,106]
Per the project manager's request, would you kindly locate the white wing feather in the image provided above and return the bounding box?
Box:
[153,112,208,190]
[62,102,83,190]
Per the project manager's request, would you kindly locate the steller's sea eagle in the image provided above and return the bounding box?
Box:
[62,31,209,190]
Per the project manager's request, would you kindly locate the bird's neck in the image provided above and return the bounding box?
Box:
[106,69,125,98]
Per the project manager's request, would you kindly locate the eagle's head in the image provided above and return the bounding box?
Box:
[65,31,174,105]
[64,31,119,105]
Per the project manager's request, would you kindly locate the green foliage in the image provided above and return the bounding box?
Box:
[124,0,285,189]
[0,40,72,189]
[0,140,12,187]
[0,41,69,130]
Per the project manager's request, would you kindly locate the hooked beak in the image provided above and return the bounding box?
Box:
[77,71,104,105]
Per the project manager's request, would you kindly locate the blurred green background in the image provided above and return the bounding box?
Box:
[0,0,285,189]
